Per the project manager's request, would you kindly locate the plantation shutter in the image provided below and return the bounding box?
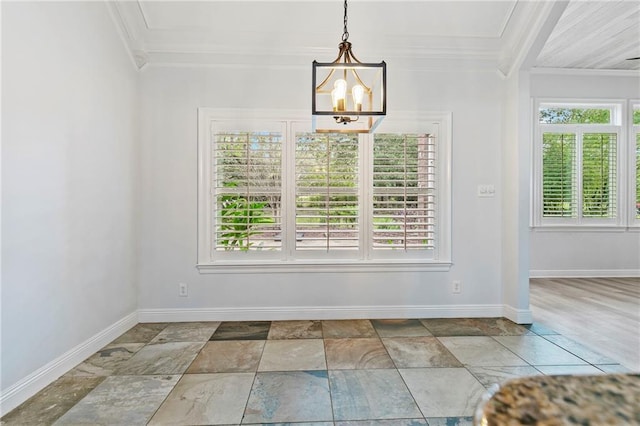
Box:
[582,133,617,218]
[542,133,577,217]
[372,133,436,250]
[636,133,640,219]
[295,132,359,251]
[213,130,282,251]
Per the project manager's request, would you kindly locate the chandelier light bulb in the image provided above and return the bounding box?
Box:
[352,84,364,112]
[332,79,347,112]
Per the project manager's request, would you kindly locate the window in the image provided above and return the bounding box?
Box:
[213,129,283,252]
[636,131,640,219]
[582,133,617,218]
[197,111,451,271]
[541,133,577,218]
[633,104,640,223]
[533,101,637,227]
[372,133,436,251]
[295,132,360,252]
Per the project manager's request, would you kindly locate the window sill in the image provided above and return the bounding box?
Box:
[530,225,638,233]
[196,260,453,274]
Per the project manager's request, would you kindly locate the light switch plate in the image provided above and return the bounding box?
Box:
[478,184,496,197]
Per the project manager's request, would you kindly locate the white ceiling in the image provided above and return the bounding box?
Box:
[110,0,640,73]
[536,1,640,70]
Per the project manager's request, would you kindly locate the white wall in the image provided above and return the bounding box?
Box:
[529,72,640,277]
[1,0,138,398]
[137,63,511,319]
[501,70,532,321]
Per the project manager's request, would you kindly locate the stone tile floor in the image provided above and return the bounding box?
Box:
[1,318,633,425]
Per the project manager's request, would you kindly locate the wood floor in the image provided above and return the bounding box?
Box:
[530,277,640,371]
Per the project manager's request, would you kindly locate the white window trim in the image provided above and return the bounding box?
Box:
[630,100,640,228]
[532,99,632,229]
[196,108,452,273]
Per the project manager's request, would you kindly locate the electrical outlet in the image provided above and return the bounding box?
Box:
[452,280,462,294]
[178,283,188,297]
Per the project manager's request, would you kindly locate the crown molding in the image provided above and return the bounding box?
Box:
[106,1,145,70]
[109,0,507,71]
[531,67,640,78]
[108,0,634,77]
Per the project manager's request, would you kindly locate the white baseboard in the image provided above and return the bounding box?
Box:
[137,304,505,322]
[530,269,640,278]
[502,305,533,324]
[0,312,138,417]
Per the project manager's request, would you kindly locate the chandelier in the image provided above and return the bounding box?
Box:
[312,0,386,133]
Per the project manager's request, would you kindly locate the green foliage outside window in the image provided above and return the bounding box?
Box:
[542,132,616,218]
[218,183,274,251]
[582,133,616,217]
[296,133,359,225]
[540,108,611,124]
[540,107,619,219]
[373,133,434,248]
[215,131,280,251]
[542,133,575,217]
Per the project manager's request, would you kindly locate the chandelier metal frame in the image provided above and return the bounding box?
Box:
[312,0,386,133]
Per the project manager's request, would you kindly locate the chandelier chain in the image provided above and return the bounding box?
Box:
[342,0,349,42]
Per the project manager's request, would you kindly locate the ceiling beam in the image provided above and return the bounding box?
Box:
[499,0,569,78]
